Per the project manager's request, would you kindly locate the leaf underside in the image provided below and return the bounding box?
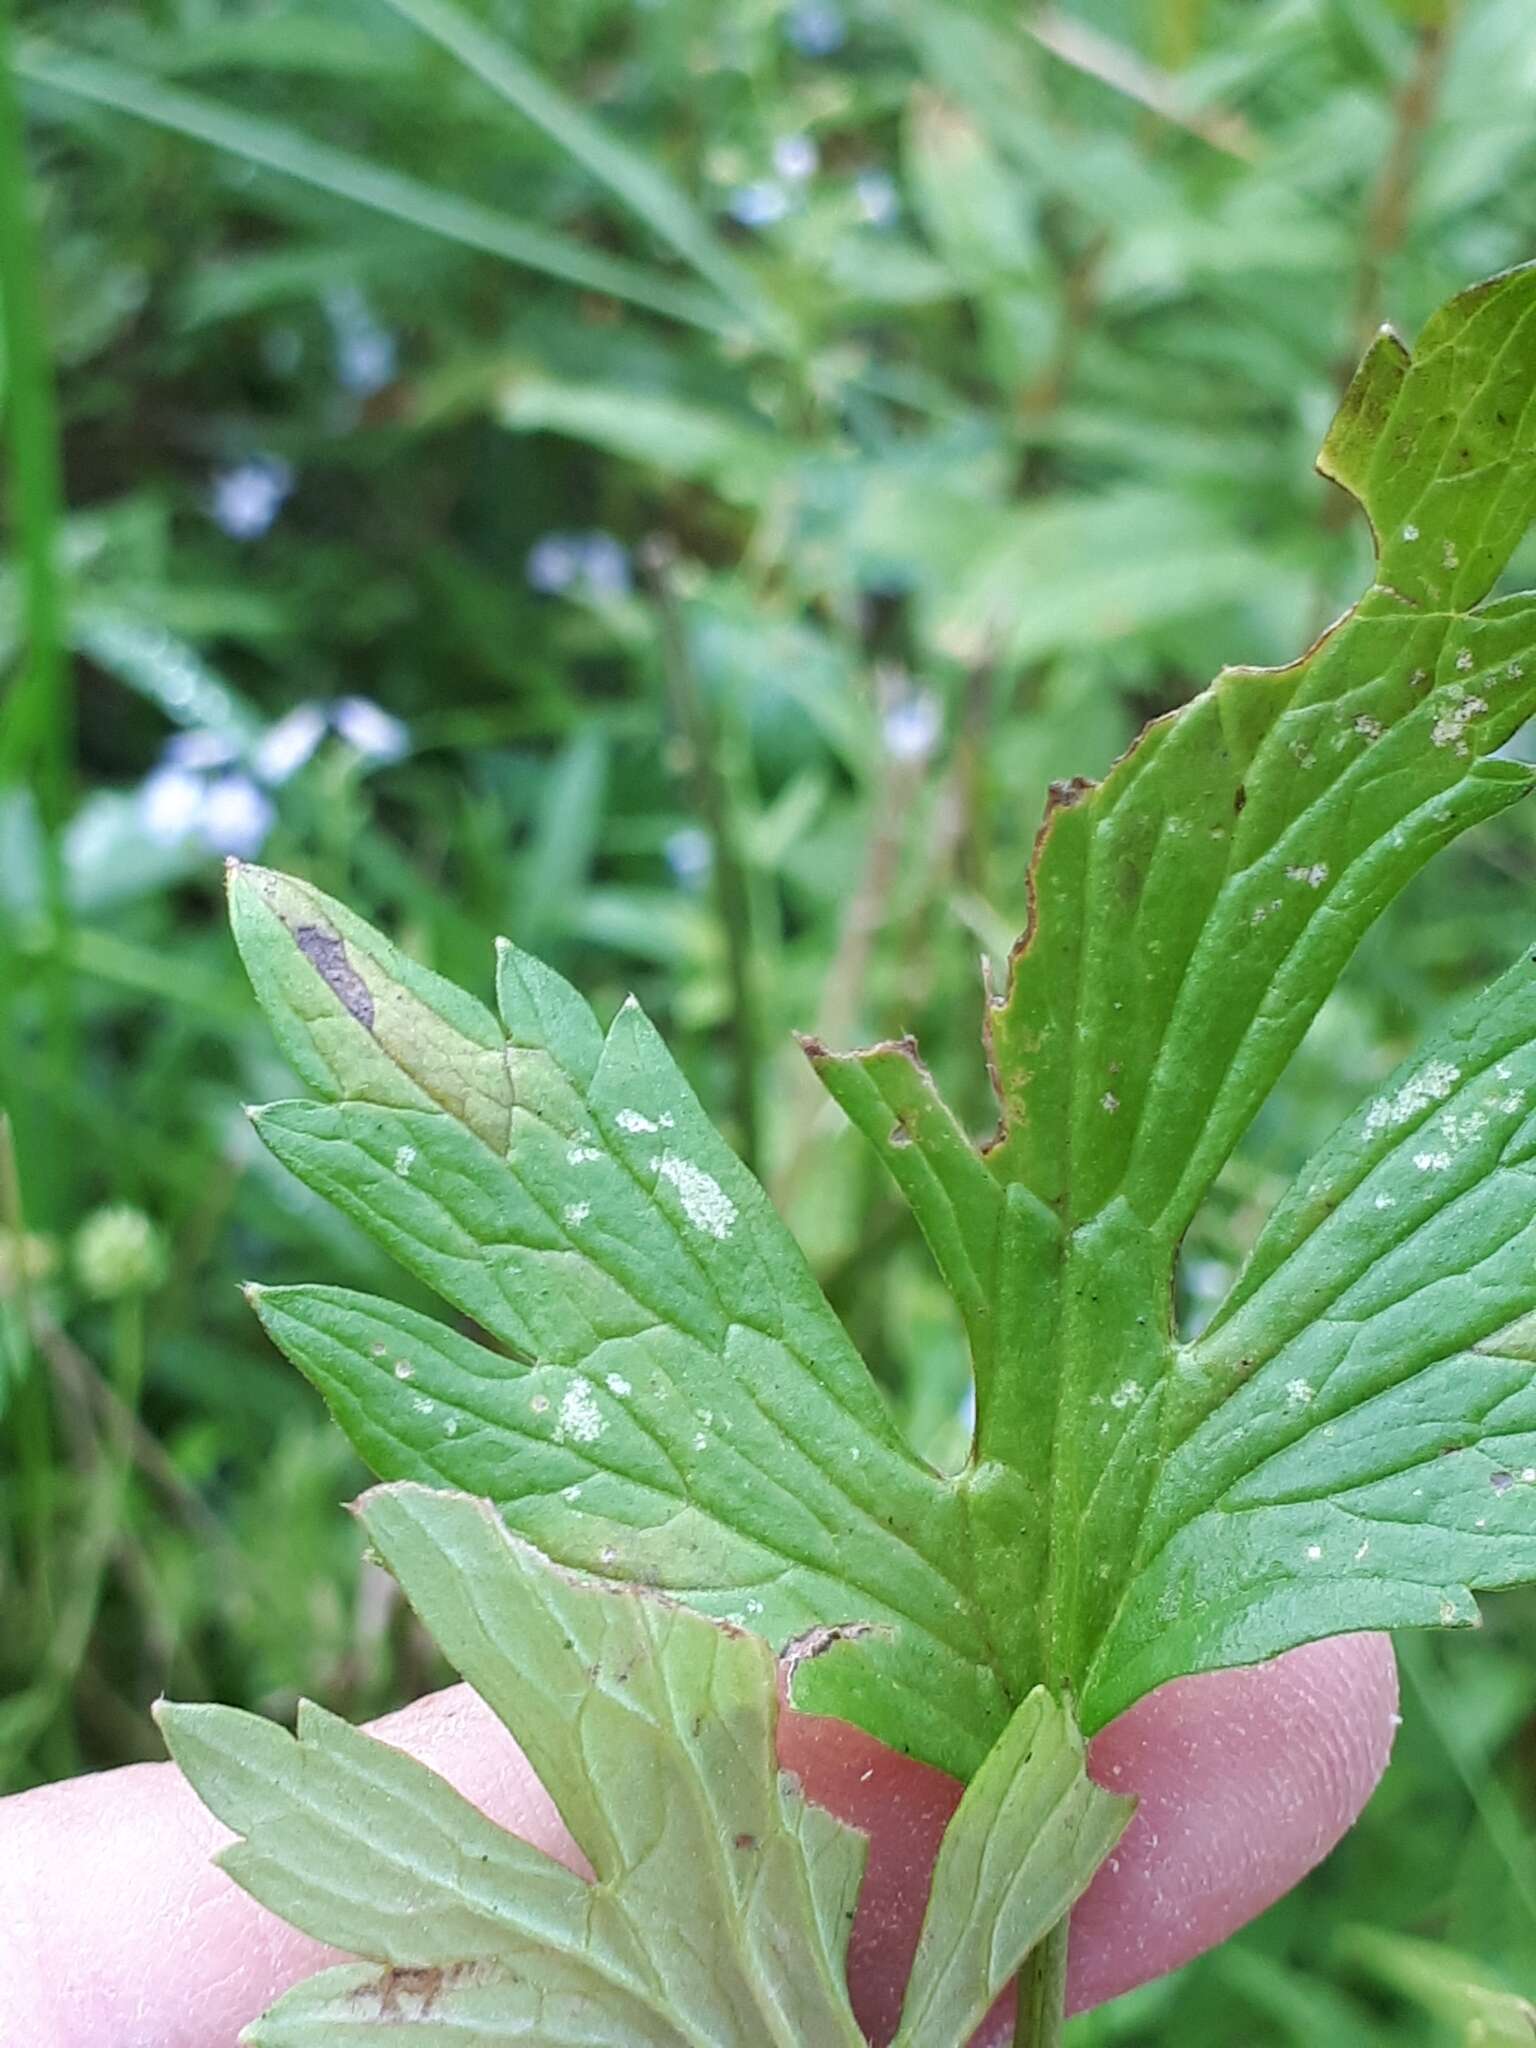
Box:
[233,263,1536,1773]
[159,1483,1128,2048]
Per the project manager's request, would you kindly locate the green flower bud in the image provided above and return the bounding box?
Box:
[74,1206,168,1301]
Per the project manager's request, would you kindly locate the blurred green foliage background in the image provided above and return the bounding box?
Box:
[2,0,1535,2038]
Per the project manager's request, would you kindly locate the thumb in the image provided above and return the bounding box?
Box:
[0,1634,1397,2047]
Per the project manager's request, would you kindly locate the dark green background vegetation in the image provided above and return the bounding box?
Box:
[2,0,1534,2037]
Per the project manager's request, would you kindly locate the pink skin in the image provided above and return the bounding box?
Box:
[0,1633,1397,2047]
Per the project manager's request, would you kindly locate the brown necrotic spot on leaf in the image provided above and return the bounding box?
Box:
[355,1964,467,2018]
[294,922,376,1030]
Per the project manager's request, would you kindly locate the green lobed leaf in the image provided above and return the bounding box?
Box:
[164,1482,867,2047]
[161,1484,1121,2047]
[230,860,1003,1777]
[230,264,1536,1787]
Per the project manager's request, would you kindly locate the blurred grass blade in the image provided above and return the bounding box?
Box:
[71,607,262,745]
[0,25,70,808]
[15,40,736,333]
[381,0,791,347]
[0,3,78,1241]
[1025,7,1260,159]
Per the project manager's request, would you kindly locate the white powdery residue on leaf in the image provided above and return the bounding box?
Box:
[1285,862,1329,889]
[1443,539,1459,570]
[1354,715,1385,741]
[567,1143,602,1165]
[1285,1378,1314,1406]
[1101,1091,1120,1114]
[1373,1192,1396,1209]
[1305,1544,1323,1562]
[1402,523,1419,542]
[443,1415,459,1437]
[1251,898,1283,926]
[605,1373,632,1397]
[412,1396,436,1418]
[393,1144,417,1177]
[693,1431,708,1451]
[1436,1107,1488,1152]
[650,1151,738,1240]
[1354,1539,1371,1562]
[557,1378,605,1445]
[1363,1059,1461,1139]
[1430,691,1486,755]
[563,1200,591,1227]
[1456,648,1475,673]
[1498,1089,1527,1116]
[1413,1151,1453,1172]
[616,1108,674,1135]
[1109,1378,1143,1410]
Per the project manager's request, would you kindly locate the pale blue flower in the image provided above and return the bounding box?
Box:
[164,729,238,773]
[333,696,410,764]
[728,181,792,230]
[786,2,845,56]
[884,690,942,762]
[526,534,583,594]
[139,765,206,846]
[773,134,819,182]
[665,827,713,887]
[254,703,328,785]
[326,286,397,397]
[855,170,899,227]
[199,774,276,858]
[209,456,293,541]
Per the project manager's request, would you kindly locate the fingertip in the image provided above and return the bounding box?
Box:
[0,1637,1399,2046]
[778,1633,1399,2042]
[1068,1631,1399,2011]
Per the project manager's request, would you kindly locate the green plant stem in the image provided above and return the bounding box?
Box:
[643,537,764,1175]
[0,1112,52,1634]
[1013,1917,1070,2048]
[0,0,77,1227]
[1349,16,1451,351]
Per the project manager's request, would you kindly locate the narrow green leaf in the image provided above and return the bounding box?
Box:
[379,0,789,346]
[17,40,735,333]
[802,1032,1004,1386]
[1340,1928,1536,2046]
[495,373,791,505]
[893,1687,1131,2048]
[230,862,1003,1776]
